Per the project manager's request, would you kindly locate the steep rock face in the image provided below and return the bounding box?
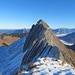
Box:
[21,19,75,69]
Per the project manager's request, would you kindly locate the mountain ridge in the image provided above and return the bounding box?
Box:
[21,19,75,70]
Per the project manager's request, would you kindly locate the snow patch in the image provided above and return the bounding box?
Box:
[56,34,67,37]
[21,57,75,75]
[60,40,74,46]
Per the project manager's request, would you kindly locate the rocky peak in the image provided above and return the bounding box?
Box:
[21,20,75,69]
[37,19,43,24]
[36,19,49,29]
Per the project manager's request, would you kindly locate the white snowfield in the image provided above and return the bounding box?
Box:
[21,57,75,75]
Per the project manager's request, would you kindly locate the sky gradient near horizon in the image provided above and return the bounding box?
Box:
[0,0,75,29]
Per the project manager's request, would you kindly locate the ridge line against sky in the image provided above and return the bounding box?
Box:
[0,0,75,29]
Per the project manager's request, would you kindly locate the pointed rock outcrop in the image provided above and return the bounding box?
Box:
[21,19,75,69]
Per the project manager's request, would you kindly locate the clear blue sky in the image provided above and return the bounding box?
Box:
[0,0,75,29]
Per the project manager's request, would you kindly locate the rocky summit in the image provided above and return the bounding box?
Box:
[21,19,75,69]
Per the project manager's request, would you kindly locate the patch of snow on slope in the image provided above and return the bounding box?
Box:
[0,37,26,75]
[56,34,67,37]
[21,57,75,75]
[60,40,74,46]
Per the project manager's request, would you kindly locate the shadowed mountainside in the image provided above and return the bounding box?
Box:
[66,44,75,52]
[59,32,75,43]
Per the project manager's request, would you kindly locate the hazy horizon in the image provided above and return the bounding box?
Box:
[0,0,75,29]
[0,24,75,29]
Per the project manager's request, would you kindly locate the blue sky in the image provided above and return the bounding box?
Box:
[0,0,75,29]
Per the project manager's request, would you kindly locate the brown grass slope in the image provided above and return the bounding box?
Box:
[0,35,20,46]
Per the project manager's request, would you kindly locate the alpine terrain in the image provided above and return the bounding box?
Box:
[0,19,75,75]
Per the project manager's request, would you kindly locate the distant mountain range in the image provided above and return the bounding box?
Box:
[0,28,29,46]
[0,28,29,34]
[52,28,75,34]
[0,28,75,35]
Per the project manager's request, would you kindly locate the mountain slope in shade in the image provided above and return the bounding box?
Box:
[59,32,75,44]
[0,37,26,75]
[21,19,75,70]
[66,44,75,52]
